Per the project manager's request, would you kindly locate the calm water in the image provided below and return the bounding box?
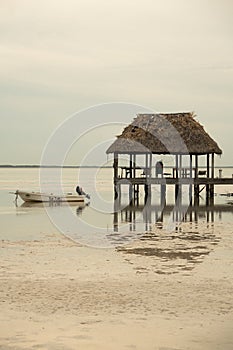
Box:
[0,167,233,247]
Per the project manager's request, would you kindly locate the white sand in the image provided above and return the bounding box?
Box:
[1,222,233,350]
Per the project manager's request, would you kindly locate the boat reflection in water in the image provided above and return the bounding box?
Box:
[111,202,233,275]
[20,200,88,216]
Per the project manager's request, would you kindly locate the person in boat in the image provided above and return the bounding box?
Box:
[76,186,90,199]
[155,160,163,177]
[76,185,84,195]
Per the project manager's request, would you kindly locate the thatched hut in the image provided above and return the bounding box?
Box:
[107,112,222,155]
[106,112,222,202]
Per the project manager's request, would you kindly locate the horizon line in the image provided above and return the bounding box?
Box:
[0,164,233,169]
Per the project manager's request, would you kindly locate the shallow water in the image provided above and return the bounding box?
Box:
[0,167,233,247]
[1,168,233,350]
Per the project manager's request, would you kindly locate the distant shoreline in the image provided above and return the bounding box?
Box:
[0,165,232,169]
[0,165,112,168]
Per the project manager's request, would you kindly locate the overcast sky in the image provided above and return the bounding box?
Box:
[0,0,232,165]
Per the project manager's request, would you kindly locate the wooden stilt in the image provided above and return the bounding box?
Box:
[135,184,139,205]
[129,183,133,204]
[194,207,198,222]
[194,185,200,206]
[113,210,118,232]
[189,210,193,222]
[114,184,118,200]
[133,154,136,178]
[175,154,179,200]
[206,209,210,223]
[211,207,214,222]
[179,154,182,205]
[210,153,215,202]
[144,184,148,197]
[206,153,210,204]
[148,153,152,198]
[194,155,199,204]
[113,153,119,199]
[189,154,193,204]
[161,183,166,206]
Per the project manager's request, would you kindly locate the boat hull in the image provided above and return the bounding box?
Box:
[17,191,88,203]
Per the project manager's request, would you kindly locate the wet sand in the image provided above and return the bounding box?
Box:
[1,222,233,350]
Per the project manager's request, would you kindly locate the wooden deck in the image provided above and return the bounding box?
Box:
[114,177,233,186]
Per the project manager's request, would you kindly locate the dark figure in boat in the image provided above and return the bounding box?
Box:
[76,186,90,199]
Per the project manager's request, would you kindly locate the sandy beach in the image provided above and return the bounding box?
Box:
[1,221,233,350]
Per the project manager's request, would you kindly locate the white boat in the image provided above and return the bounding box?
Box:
[13,190,90,203]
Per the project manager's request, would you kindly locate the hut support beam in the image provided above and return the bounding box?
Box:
[194,155,199,205]
[129,154,134,204]
[175,155,182,204]
[210,153,215,203]
[189,155,193,204]
[206,153,210,204]
[179,155,182,204]
[175,155,179,200]
[113,153,119,199]
[133,154,139,204]
[160,180,166,207]
[129,183,133,204]
[144,153,152,198]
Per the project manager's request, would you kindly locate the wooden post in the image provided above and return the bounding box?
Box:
[206,153,210,204]
[175,154,179,200]
[149,153,152,178]
[206,208,210,223]
[145,153,151,198]
[129,154,133,178]
[161,181,166,207]
[211,153,215,179]
[194,207,198,222]
[135,184,139,205]
[189,209,193,222]
[145,153,148,176]
[148,153,152,197]
[113,200,119,232]
[133,153,136,200]
[211,206,214,222]
[129,183,133,204]
[194,155,199,205]
[113,153,119,199]
[144,153,148,201]
[133,154,136,178]
[189,154,193,204]
[210,153,215,203]
[175,154,178,178]
[128,154,133,203]
[195,154,198,179]
[113,152,118,179]
[207,153,210,178]
[179,154,182,204]
[144,186,151,206]
[179,154,182,178]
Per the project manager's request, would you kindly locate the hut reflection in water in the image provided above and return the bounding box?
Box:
[113,202,233,275]
[113,201,233,232]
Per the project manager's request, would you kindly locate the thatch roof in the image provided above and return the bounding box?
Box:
[106,112,222,155]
